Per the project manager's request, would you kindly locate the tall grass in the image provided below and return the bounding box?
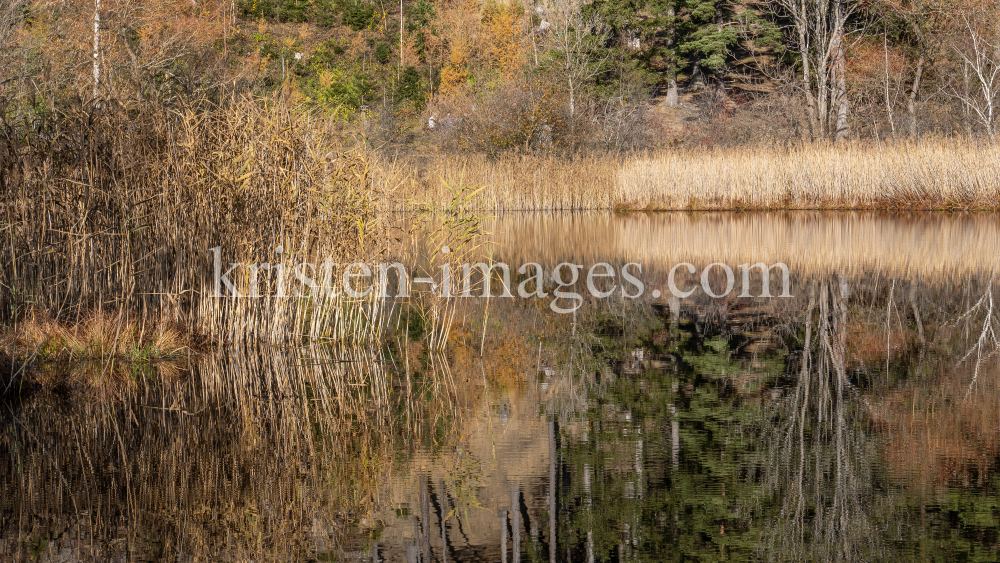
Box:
[619,139,1000,211]
[394,139,1000,211]
[0,95,391,351]
[391,153,618,211]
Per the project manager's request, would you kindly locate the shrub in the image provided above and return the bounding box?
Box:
[237,0,308,22]
[436,81,566,156]
[397,66,424,107]
[374,42,392,65]
[343,0,375,31]
[312,0,340,27]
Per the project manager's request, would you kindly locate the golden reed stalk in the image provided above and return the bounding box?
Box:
[391,139,1000,211]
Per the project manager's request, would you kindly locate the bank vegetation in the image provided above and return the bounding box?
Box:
[396,138,1000,210]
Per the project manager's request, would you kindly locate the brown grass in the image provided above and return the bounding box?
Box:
[389,152,619,211]
[5,310,187,361]
[392,138,1000,211]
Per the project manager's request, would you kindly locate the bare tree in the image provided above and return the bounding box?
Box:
[541,0,610,119]
[759,0,862,141]
[877,0,954,137]
[93,0,101,98]
[951,15,1000,139]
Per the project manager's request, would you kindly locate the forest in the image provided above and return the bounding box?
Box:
[2,0,999,153]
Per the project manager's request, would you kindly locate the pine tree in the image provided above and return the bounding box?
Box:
[584,0,736,104]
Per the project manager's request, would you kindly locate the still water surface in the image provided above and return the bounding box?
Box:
[4,212,1000,562]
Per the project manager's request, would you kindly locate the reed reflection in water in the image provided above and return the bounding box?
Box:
[4,212,1000,562]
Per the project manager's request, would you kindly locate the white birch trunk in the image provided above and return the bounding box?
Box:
[834,27,850,141]
[93,0,100,98]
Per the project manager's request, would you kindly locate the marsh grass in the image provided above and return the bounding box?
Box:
[392,153,618,211]
[619,139,1000,211]
[1,94,394,374]
[395,139,1000,211]
[3,310,187,368]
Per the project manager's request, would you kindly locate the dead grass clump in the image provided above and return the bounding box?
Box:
[4,311,190,366]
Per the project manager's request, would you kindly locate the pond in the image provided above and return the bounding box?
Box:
[3,212,1000,562]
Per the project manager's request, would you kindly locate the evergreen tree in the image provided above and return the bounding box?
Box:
[584,0,737,104]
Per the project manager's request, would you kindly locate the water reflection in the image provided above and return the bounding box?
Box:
[4,212,1000,561]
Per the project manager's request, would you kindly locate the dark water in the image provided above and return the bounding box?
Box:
[4,213,1000,562]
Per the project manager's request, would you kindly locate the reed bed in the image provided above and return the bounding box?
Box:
[391,153,618,211]
[619,139,1000,211]
[394,139,1000,211]
[0,95,392,353]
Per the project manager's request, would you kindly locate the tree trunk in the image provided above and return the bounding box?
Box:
[689,61,706,91]
[714,69,728,107]
[834,28,850,141]
[568,79,575,118]
[907,21,927,138]
[399,0,404,77]
[797,21,819,140]
[93,0,101,98]
[663,5,679,108]
[907,53,925,137]
[962,61,973,137]
[664,75,679,107]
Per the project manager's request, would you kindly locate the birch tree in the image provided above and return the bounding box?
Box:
[760,0,861,141]
[541,0,610,118]
[93,0,101,98]
[951,15,1000,139]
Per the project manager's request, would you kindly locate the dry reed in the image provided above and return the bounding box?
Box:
[389,152,618,211]
[392,139,1000,211]
[0,94,392,353]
